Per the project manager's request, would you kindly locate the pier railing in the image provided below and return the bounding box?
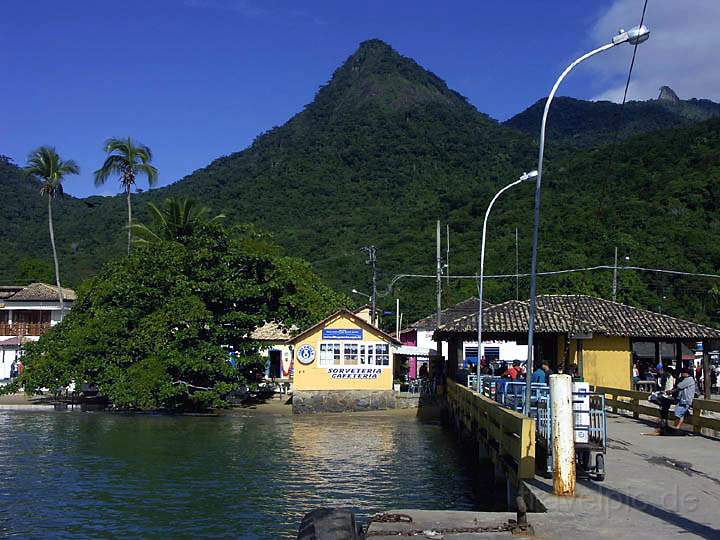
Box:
[446,379,535,484]
[596,386,720,434]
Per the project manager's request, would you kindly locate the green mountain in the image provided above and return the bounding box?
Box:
[504,87,720,147]
[2,40,720,326]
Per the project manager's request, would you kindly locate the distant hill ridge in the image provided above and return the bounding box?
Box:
[504,85,720,147]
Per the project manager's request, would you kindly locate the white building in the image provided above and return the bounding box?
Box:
[252,321,296,381]
[400,297,526,378]
[0,283,76,380]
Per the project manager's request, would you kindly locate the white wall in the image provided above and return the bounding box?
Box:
[0,348,19,380]
[415,329,526,363]
[462,340,527,362]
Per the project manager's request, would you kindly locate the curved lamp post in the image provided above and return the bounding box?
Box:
[523,24,650,415]
[476,170,538,393]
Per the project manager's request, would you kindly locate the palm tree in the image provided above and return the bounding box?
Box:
[132,197,225,245]
[25,146,80,318]
[94,137,158,254]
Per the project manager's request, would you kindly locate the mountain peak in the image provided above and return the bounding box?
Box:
[312,39,470,113]
[658,85,681,104]
[355,38,397,58]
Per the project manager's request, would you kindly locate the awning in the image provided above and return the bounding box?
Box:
[395,345,438,357]
[0,337,23,346]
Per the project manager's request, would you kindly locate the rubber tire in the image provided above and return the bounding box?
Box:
[297,508,361,540]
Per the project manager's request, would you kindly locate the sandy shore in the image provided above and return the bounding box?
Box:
[0,392,54,405]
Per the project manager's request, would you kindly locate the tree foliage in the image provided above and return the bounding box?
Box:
[13,222,347,410]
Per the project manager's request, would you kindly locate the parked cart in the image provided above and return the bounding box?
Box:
[535,386,607,481]
[486,380,607,481]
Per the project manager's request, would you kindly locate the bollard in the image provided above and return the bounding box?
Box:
[550,374,576,496]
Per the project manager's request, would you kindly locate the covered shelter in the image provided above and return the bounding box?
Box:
[434,295,720,392]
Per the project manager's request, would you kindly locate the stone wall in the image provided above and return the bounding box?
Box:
[292,390,420,414]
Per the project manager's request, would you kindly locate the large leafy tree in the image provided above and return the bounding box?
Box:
[94,137,158,254]
[13,222,347,410]
[132,196,225,245]
[25,146,79,316]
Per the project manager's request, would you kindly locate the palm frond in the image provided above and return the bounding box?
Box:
[25,146,79,197]
[130,222,162,244]
[97,137,158,188]
[94,154,126,186]
[135,162,159,186]
[132,196,225,244]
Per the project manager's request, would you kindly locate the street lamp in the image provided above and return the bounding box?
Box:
[476,171,537,393]
[351,288,370,300]
[524,24,650,415]
[351,288,374,323]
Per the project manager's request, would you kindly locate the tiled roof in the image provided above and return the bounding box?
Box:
[6,283,77,302]
[250,321,297,341]
[436,300,594,336]
[410,297,492,331]
[536,295,720,339]
[289,309,402,345]
[0,287,23,300]
[434,295,720,340]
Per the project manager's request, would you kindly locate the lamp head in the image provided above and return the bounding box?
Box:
[351,289,359,294]
[520,170,539,182]
[613,24,650,46]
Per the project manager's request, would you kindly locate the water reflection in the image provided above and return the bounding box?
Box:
[0,410,477,539]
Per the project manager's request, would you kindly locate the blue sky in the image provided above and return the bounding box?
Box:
[2,0,715,197]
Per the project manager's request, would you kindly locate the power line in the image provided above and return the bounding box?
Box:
[382,264,720,294]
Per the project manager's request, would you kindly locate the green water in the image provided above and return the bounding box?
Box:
[0,409,478,539]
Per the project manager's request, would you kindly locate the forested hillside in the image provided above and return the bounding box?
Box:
[2,39,720,325]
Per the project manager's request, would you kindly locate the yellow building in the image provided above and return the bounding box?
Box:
[288,309,401,413]
[435,295,720,390]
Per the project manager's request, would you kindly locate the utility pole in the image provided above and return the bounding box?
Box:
[436,220,442,327]
[361,245,378,326]
[395,298,400,340]
[515,227,520,301]
[612,246,618,302]
[446,224,450,290]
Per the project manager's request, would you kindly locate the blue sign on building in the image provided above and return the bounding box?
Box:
[322,328,363,340]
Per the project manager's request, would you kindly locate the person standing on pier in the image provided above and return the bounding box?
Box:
[667,368,696,430]
[652,365,675,434]
[502,360,522,380]
[531,362,550,385]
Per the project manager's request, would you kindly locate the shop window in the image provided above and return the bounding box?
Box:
[320,343,341,367]
[365,345,375,365]
[344,343,359,365]
[375,344,390,366]
[320,342,390,367]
